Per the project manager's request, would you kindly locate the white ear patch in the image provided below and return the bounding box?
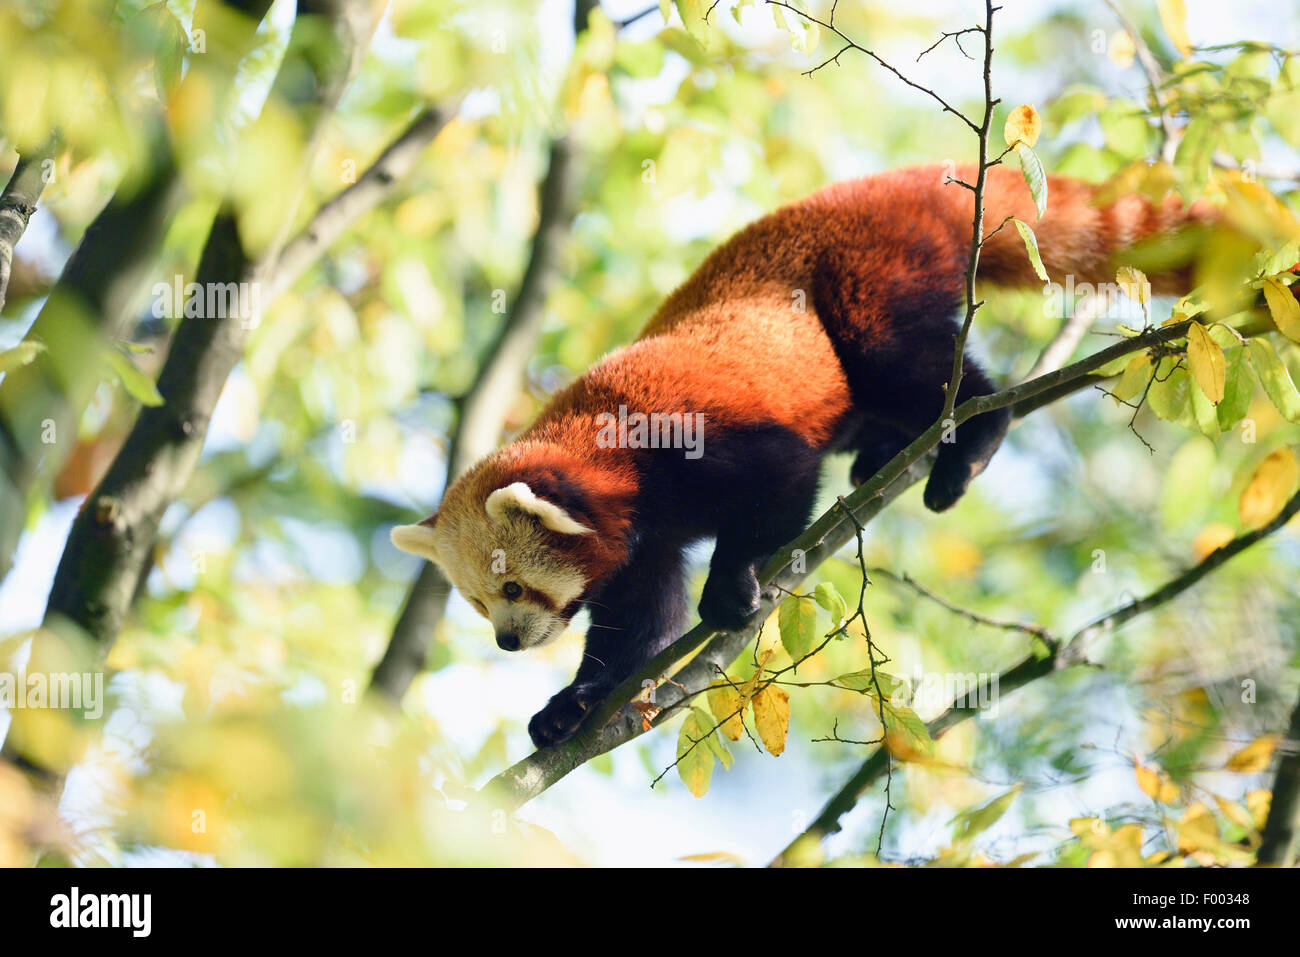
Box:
[484,481,592,535]
[390,522,441,561]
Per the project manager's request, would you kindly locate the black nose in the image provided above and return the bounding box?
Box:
[496,633,521,652]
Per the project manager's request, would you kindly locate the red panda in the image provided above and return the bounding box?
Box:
[392,163,1211,748]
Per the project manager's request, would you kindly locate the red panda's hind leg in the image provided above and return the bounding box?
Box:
[812,243,1011,511]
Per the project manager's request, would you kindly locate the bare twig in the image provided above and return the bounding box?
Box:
[866,566,1058,646]
[765,2,980,131]
[941,0,999,424]
[266,106,453,302]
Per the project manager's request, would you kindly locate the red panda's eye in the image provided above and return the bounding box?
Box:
[503,581,522,601]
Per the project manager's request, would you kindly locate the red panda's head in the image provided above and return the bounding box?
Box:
[390,443,636,652]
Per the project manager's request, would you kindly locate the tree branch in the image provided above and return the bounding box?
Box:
[477,312,1277,809]
[265,106,453,302]
[771,484,1300,864]
[1257,690,1300,866]
[0,140,56,314]
[0,0,277,584]
[43,0,379,646]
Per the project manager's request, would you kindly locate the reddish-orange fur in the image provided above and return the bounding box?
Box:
[455,162,1210,543]
[419,163,1218,747]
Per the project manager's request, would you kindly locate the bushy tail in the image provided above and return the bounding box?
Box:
[973,165,1215,295]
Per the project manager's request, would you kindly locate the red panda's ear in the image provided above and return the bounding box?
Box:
[391,513,441,560]
[485,481,593,535]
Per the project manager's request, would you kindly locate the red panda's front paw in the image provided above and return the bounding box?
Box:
[528,683,602,748]
[698,569,761,631]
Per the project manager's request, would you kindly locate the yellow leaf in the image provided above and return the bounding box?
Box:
[1246,789,1271,828]
[1238,448,1300,528]
[1213,795,1257,833]
[1135,761,1180,803]
[676,708,716,798]
[1262,276,1300,343]
[751,685,790,756]
[1135,761,1160,798]
[1108,30,1136,68]
[1002,104,1041,149]
[1116,266,1150,306]
[1070,817,1106,838]
[1192,522,1235,561]
[1225,734,1279,773]
[1186,321,1226,403]
[1177,802,1218,853]
[707,683,745,741]
[1157,0,1192,57]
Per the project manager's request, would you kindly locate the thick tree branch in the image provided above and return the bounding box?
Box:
[42,0,379,647]
[0,140,57,314]
[1257,691,1300,866]
[0,0,276,584]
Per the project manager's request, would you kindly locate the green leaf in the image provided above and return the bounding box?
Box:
[1146,359,1195,428]
[675,0,712,48]
[1112,354,1153,403]
[1012,218,1049,282]
[676,708,716,797]
[834,670,905,699]
[1246,338,1300,422]
[103,348,165,406]
[1015,144,1048,219]
[778,594,819,663]
[704,721,733,770]
[1092,352,1140,377]
[882,701,933,754]
[1217,345,1254,430]
[813,581,847,626]
[1258,239,1300,277]
[952,786,1022,843]
[1173,116,1216,197]
[0,341,47,375]
[143,2,189,100]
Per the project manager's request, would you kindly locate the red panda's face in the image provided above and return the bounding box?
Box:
[391,481,592,652]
